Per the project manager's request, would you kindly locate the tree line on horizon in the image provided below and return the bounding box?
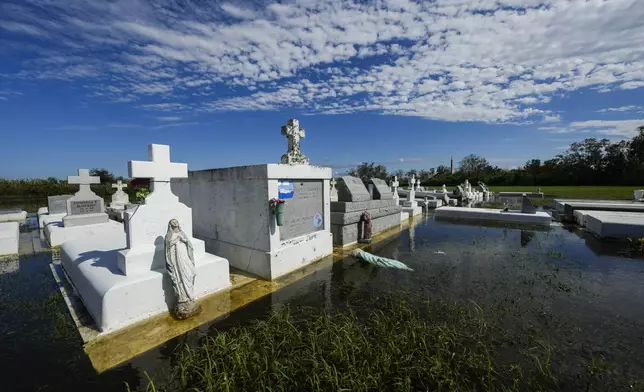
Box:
[347,125,644,187]
[2,126,643,199]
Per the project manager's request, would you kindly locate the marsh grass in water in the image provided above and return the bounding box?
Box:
[133,296,623,392]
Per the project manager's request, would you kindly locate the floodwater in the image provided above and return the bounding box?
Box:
[1,211,644,391]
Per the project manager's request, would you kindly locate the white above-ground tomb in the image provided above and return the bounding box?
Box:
[60,144,230,333]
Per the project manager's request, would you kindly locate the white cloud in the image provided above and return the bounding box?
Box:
[155,116,182,122]
[568,119,644,138]
[0,96,7,101]
[597,105,644,113]
[1,0,643,122]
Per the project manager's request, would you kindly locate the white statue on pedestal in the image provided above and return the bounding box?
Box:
[164,218,201,319]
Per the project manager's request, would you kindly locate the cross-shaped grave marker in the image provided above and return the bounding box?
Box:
[128,144,188,204]
[112,180,127,192]
[68,169,100,194]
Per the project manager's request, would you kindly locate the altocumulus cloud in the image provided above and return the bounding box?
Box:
[1,0,643,126]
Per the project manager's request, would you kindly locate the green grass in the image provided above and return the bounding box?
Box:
[132,298,616,392]
[487,186,641,200]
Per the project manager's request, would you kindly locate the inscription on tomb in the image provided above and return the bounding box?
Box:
[280,180,324,241]
[48,195,72,214]
[69,199,102,215]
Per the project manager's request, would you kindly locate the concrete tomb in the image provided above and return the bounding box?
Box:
[38,195,73,228]
[555,199,644,221]
[44,169,122,246]
[435,206,551,226]
[171,121,331,280]
[585,211,644,239]
[330,176,403,246]
[0,222,19,256]
[60,143,230,333]
[172,164,333,280]
[0,207,27,223]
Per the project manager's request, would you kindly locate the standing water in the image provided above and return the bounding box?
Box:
[1,212,643,390]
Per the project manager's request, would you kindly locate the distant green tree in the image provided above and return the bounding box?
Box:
[347,162,388,184]
[90,168,116,184]
[524,159,541,185]
[458,154,490,177]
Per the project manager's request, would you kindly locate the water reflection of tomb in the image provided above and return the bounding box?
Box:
[571,228,641,259]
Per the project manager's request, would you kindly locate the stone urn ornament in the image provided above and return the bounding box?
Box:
[269,197,286,226]
[164,218,202,320]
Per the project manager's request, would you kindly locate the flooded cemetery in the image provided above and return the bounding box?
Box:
[1,120,644,391]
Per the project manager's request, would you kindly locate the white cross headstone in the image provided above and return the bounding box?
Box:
[110,180,129,208]
[391,176,400,205]
[408,175,416,201]
[112,180,127,192]
[118,144,193,275]
[68,169,100,195]
[330,177,338,202]
[129,144,188,206]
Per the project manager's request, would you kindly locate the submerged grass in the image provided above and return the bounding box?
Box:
[133,297,590,392]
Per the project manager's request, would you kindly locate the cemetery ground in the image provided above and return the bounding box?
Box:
[1,214,644,391]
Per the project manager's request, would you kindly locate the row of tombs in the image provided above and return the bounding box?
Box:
[18,142,425,335]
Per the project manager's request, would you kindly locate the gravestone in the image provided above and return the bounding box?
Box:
[337,176,371,202]
[280,180,325,241]
[391,176,400,205]
[330,178,339,202]
[48,195,72,214]
[110,180,130,208]
[369,178,394,200]
[118,144,190,275]
[521,194,537,214]
[62,169,109,227]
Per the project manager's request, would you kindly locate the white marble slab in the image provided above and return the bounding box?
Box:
[0,222,19,256]
[61,232,230,333]
[435,207,551,225]
[0,211,27,222]
[585,211,644,238]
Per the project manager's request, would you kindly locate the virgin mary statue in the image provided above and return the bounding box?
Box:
[164,218,201,319]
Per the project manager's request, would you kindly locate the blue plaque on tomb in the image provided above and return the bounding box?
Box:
[278,180,294,199]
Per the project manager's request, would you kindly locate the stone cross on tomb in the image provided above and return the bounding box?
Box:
[391,176,399,194]
[112,180,127,192]
[68,169,100,195]
[129,144,188,205]
[280,118,309,165]
[408,175,416,201]
[330,177,337,190]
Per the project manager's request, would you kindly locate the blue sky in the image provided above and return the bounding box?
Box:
[1,0,643,179]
